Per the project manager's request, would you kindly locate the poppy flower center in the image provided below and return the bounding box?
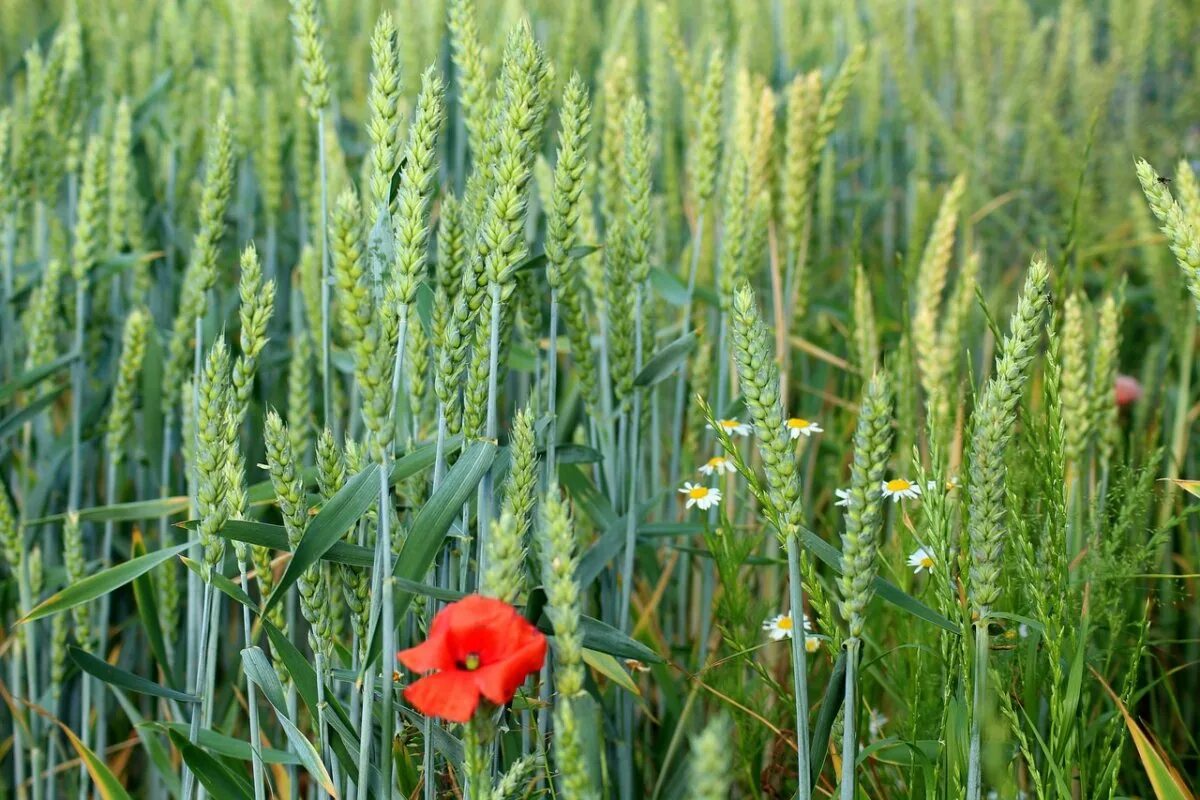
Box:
[457,652,482,671]
[886,479,911,492]
[688,486,709,500]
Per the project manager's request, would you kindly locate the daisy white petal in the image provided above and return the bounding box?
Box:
[834,488,851,507]
[698,456,733,476]
[907,546,936,574]
[707,418,752,437]
[680,482,721,510]
[785,417,823,439]
[881,477,922,502]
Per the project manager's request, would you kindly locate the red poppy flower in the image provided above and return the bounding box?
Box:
[397,594,547,723]
[1114,374,1143,407]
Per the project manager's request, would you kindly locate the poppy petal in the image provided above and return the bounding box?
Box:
[397,635,452,674]
[472,634,547,705]
[403,672,481,723]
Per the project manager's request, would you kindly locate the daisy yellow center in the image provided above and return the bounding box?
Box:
[777,616,793,630]
[720,420,739,430]
[706,457,726,467]
[920,556,934,569]
[886,478,912,492]
[688,486,709,500]
[787,418,808,428]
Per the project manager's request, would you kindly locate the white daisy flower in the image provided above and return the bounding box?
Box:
[762,612,813,641]
[698,455,734,476]
[679,482,722,510]
[834,488,851,507]
[868,709,888,740]
[926,476,960,492]
[881,478,921,502]
[707,418,752,437]
[907,546,936,574]
[804,634,823,653]
[785,417,823,439]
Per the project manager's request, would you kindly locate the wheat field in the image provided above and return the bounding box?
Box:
[0,0,1198,798]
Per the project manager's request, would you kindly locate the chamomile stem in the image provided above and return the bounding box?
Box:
[667,212,705,507]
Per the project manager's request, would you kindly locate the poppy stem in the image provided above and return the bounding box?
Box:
[464,715,493,800]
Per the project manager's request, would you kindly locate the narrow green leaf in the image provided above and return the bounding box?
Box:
[1094,667,1195,800]
[0,388,65,439]
[365,441,498,664]
[69,647,197,704]
[241,647,337,796]
[241,647,289,712]
[634,332,697,387]
[24,496,189,527]
[800,528,957,634]
[572,614,661,663]
[398,708,464,771]
[168,729,254,800]
[210,519,374,568]
[144,722,301,765]
[261,621,367,791]
[390,435,459,483]
[19,542,189,624]
[513,244,599,274]
[0,351,76,405]
[181,557,256,608]
[57,717,135,800]
[809,649,847,788]
[267,462,381,614]
[112,690,181,797]
[130,530,175,688]
[581,649,641,695]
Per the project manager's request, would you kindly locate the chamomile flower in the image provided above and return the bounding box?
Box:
[926,476,959,492]
[707,418,752,437]
[868,709,888,740]
[804,634,823,653]
[907,546,936,574]
[698,455,734,476]
[679,482,722,510]
[834,488,851,507]
[785,417,823,439]
[762,612,813,641]
[881,477,921,502]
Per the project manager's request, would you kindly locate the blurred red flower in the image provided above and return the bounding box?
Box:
[397,594,547,723]
[1114,374,1142,407]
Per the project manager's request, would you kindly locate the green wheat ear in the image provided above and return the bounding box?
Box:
[838,371,894,639]
[967,256,1050,616]
[689,715,733,799]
